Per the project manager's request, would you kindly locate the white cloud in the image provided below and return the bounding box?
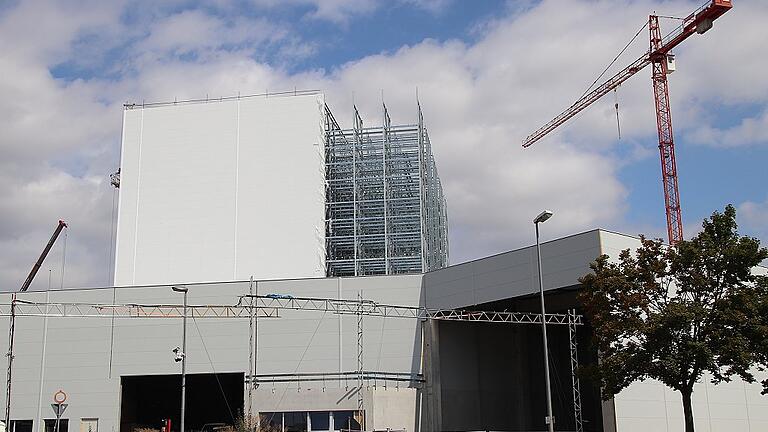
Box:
[0,0,766,291]
[688,109,768,147]
[738,197,768,241]
[134,10,304,62]
[251,0,451,23]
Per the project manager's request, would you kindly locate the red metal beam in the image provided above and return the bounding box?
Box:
[650,16,684,245]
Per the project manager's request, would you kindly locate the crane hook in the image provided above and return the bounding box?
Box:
[614,87,622,140]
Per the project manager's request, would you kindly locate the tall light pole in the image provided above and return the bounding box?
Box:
[172,286,188,432]
[534,210,555,432]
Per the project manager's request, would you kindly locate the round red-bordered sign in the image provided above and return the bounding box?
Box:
[53,390,67,404]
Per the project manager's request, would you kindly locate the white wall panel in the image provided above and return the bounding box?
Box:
[599,231,768,432]
[114,94,325,286]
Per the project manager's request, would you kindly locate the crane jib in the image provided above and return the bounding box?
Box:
[521,0,733,148]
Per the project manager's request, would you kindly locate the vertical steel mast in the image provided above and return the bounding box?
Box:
[649,15,684,244]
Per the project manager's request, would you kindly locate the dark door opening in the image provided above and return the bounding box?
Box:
[120,373,244,432]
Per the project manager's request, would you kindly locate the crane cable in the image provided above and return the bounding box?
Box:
[615,87,622,140]
[191,315,236,424]
[579,20,649,100]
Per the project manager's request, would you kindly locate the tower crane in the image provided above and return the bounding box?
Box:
[522,0,733,245]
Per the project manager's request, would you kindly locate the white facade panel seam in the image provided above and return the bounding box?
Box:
[233,97,241,279]
[131,108,144,285]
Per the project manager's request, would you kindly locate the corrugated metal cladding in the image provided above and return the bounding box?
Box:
[114,93,327,286]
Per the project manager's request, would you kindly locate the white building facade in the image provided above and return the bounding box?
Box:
[115,92,327,286]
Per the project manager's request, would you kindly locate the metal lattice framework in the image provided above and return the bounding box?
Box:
[0,299,278,319]
[248,295,583,325]
[324,103,448,277]
[568,309,584,432]
[249,371,424,385]
[0,295,584,325]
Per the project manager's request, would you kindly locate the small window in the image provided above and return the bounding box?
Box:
[283,412,307,432]
[44,419,69,432]
[259,412,282,431]
[9,420,33,432]
[332,412,361,431]
[309,412,329,431]
[79,419,98,432]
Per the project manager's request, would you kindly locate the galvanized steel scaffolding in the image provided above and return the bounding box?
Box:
[324,103,449,276]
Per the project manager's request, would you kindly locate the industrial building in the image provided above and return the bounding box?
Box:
[1,92,766,432]
[114,91,447,286]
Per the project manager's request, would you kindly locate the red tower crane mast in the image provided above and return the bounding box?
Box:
[522,0,733,245]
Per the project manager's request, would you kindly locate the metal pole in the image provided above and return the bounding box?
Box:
[54,411,61,432]
[4,294,16,431]
[536,222,555,432]
[247,276,255,431]
[172,286,188,432]
[36,287,51,431]
[181,289,187,432]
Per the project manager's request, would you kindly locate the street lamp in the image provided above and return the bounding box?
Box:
[172,286,188,432]
[534,210,555,432]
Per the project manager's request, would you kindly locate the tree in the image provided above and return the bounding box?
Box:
[578,205,768,432]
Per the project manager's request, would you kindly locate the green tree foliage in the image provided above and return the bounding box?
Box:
[578,205,768,432]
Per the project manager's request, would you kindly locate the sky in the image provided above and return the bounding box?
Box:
[0,0,766,291]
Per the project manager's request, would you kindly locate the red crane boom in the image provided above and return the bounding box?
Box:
[522,0,733,244]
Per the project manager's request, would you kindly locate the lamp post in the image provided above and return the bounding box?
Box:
[534,210,555,432]
[172,286,188,432]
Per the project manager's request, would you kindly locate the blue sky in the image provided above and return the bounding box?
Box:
[0,0,766,289]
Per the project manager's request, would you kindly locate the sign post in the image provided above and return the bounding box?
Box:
[51,390,67,432]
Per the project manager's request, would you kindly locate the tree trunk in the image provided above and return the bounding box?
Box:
[681,389,695,432]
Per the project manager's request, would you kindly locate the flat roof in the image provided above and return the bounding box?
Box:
[123,89,322,110]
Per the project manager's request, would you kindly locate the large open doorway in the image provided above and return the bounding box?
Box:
[120,373,244,432]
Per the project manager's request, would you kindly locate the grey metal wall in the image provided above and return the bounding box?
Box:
[0,274,423,432]
[422,229,602,309]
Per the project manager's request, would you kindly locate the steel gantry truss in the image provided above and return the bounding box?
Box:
[0,298,277,319]
[0,295,583,325]
[248,294,583,324]
[1,292,585,429]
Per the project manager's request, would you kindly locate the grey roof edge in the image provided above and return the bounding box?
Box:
[123,89,323,110]
[427,228,610,274]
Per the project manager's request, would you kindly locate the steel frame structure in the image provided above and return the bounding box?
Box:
[568,309,584,432]
[0,299,277,319]
[248,371,424,386]
[649,15,683,244]
[324,103,448,276]
[0,295,583,325]
[248,295,583,325]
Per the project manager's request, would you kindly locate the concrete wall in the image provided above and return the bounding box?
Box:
[115,93,326,286]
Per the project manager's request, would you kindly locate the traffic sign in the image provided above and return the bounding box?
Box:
[53,390,67,404]
[50,403,67,418]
